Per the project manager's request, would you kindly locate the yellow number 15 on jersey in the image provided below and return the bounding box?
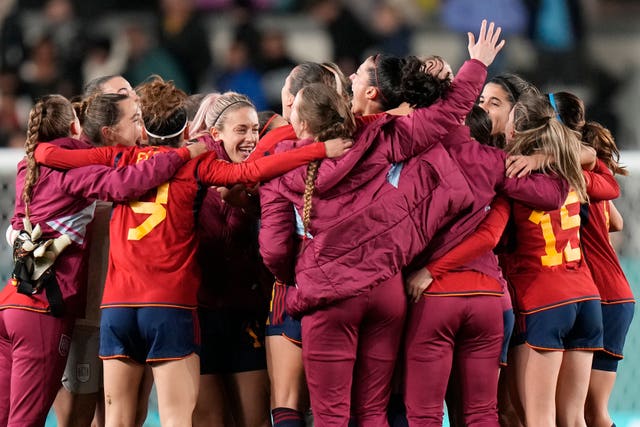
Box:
[528,191,581,267]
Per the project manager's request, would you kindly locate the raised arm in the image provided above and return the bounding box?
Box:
[388,21,504,162]
[58,150,189,202]
[388,59,487,163]
[258,180,297,285]
[405,196,510,302]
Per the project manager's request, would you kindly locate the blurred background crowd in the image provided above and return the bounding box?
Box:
[1,0,640,151]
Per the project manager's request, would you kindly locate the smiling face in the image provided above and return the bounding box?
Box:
[478,82,514,136]
[212,106,259,163]
[109,96,143,146]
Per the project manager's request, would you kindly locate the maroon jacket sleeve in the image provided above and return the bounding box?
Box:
[427,197,510,278]
[198,142,326,186]
[498,164,570,212]
[583,159,620,202]
[258,179,297,285]
[58,150,187,202]
[387,59,488,163]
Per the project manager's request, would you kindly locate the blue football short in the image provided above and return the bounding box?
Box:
[265,281,302,345]
[99,306,200,363]
[523,300,603,351]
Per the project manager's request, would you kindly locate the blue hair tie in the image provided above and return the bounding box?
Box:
[548,93,563,124]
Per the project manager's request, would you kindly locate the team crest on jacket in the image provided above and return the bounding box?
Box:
[59,334,71,357]
[76,363,91,383]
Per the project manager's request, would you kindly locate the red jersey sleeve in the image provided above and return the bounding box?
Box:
[35,143,120,168]
[427,197,510,278]
[249,125,297,161]
[583,159,620,201]
[197,142,326,186]
[35,143,192,170]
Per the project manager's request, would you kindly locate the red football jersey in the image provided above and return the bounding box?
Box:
[34,142,326,308]
[581,200,634,303]
[507,190,600,314]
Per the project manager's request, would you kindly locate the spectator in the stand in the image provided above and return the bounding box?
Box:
[19,36,71,101]
[524,0,587,84]
[41,0,85,95]
[0,70,26,148]
[256,29,297,75]
[308,0,377,75]
[256,29,297,112]
[123,25,189,91]
[0,0,24,72]
[371,1,412,57]
[158,0,212,93]
[230,0,263,68]
[441,0,528,76]
[216,39,267,111]
[82,34,129,88]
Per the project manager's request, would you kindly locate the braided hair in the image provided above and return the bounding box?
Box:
[23,95,75,216]
[297,83,356,236]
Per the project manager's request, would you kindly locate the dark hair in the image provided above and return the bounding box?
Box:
[136,76,188,147]
[81,93,129,145]
[366,54,448,111]
[552,91,627,176]
[487,74,537,106]
[257,110,283,137]
[465,105,494,147]
[483,73,538,147]
[83,75,120,97]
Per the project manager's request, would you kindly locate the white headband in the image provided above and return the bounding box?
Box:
[145,119,188,140]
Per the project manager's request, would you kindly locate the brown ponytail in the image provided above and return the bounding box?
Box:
[295,83,356,235]
[23,95,75,216]
[23,102,44,217]
[552,91,627,176]
[295,83,356,142]
[581,121,627,176]
[302,161,320,238]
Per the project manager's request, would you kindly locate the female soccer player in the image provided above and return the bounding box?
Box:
[0,93,196,427]
[549,91,634,427]
[34,78,351,427]
[191,92,272,427]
